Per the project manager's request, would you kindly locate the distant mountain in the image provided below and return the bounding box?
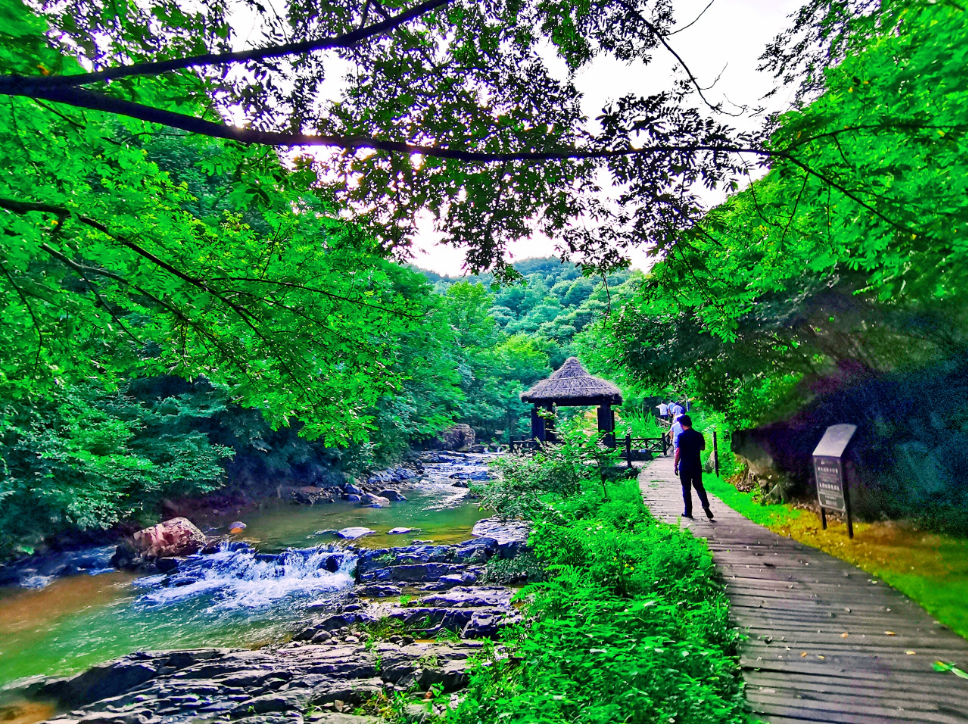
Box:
[413,257,632,368]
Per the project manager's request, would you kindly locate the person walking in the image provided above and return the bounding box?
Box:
[669,414,683,448]
[658,401,669,421]
[673,415,714,520]
[670,401,684,420]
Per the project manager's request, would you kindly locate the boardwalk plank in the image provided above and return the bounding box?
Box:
[638,456,968,723]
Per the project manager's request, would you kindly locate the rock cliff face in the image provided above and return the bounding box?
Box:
[434,425,475,451]
[729,357,968,524]
[24,519,532,724]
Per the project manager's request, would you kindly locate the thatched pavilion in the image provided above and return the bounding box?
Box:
[521,357,623,445]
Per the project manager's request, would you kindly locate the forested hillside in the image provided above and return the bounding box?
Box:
[0,217,621,557]
[416,259,632,439]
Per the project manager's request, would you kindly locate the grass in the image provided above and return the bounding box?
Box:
[703,475,968,640]
[616,408,665,438]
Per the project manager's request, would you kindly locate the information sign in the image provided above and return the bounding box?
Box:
[812,424,858,539]
[814,457,846,512]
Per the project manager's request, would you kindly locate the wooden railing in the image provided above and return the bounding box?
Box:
[509,432,670,469]
[509,438,541,454]
[621,433,668,468]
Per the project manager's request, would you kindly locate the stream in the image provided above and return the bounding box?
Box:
[0,453,495,695]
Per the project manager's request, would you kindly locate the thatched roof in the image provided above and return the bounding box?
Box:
[521,357,623,406]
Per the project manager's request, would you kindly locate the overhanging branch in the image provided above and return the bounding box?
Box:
[8,86,773,162]
[0,0,456,93]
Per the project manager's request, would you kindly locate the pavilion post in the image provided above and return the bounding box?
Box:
[530,405,546,442]
[543,403,557,443]
[597,403,616,448]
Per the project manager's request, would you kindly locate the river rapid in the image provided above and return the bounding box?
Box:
[0,453,495,696]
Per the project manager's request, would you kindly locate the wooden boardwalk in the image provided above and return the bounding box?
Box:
[638,455,968,723]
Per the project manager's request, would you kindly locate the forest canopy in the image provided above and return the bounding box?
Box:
[578,0,968,430]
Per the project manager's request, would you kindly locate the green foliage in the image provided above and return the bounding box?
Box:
[481,422,619,517]
[428,258,629,369]
[0,382,230,555]
[0,0,465,445]
[702,475,802,530]
[361,617,408,641]
[418,261,628,443]
[616,408,664,439]
[450,433,745,723]
[437,281,552,441]
[480,550,548,585]
[580,0,968,430]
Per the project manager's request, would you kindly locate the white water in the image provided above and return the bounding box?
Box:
[134,545,357,611]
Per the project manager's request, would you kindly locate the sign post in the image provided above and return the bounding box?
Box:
[712,430,720,476]
[812,424,858,539]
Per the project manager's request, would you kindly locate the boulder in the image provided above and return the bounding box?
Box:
[370,602,519,639]
[360,563,470,584]
[336,527,375,540]
[420,586,512,609]
[366,470,394,486]
[360,494,391,508]
[453,538,496,564]
[131,518,206,559]
[345,494,361,502]
[357,584,403,597]
[30,636,495,724]
[471,518,530,559]
[292,487,334,505]
[387,527,414,535]
[437,424,476,452]
[449,471,490,481]
[110,541,146,571]
[36,649,230,708]
[703,451,717,474]
[378,490,407,502]
[343,484,363,496]
[419,572,478,591]
[356,545,456,574]
[154,557,181,574]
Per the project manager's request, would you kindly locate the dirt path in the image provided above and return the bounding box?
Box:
[638,455,968,724]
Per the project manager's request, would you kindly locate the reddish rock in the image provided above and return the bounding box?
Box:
[132,517,206,559]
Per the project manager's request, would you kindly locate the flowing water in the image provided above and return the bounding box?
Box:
[0,454,494,693]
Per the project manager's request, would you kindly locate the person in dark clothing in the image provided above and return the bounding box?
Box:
[673,415,714,520]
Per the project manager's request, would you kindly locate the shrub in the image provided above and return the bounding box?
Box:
[447,422,747,723]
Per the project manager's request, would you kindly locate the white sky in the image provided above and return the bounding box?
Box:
[409,0,805,275]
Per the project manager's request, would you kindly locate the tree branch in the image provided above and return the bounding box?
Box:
[1,0,456,92]
[207,276,427,319]
[0,257,45,368]
[0,197,310,391]
[666,0,717,36]
[7,86,773,162]
[614,0,741,116]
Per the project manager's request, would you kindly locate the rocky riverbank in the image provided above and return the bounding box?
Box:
[6,517,529,724]
[0,452,497,590]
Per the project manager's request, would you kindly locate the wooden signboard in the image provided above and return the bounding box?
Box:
[814,457,846,512]
[812,424,857,539]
